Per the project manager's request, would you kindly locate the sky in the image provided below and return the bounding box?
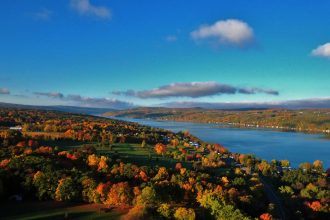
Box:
[0,0,330,109]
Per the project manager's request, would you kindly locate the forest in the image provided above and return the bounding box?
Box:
[0,108,329,219]
[105,107,330,135]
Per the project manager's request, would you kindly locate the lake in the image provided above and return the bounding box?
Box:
[109,117,330,168]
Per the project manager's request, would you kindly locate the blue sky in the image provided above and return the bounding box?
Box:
[0,0,330,109]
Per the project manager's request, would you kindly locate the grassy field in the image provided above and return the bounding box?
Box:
[96,143,193,169]
[95,143,230,175]
[27,138,230,174]
[38,138,194,169]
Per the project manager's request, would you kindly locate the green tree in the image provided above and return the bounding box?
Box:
[278,185,294,197]
[81,177,97,203]
[197,190,251,220]
[55,177,79,201]
[33,171,57,200]
[137,186,157,205]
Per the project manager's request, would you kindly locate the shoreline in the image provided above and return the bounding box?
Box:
[104,115,330,139]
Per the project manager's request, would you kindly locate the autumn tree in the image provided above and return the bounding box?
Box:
[280,160,290,167]
[313,160,323,172]
[153,167,169,181]
[278,185,294,198]
[306,201,322,212]
[95,182,112,203]
[136,186,157,205]
[154,143,167,156]
[171,138,180,147]
[33,171,57,200]
[175,163,183,170]
[258,160,272,176]
[260,213,272,220]
[97,156,109,172]
[299,162,312,172]
[87,154,99,167]
[81,177,97,203]
[174,207,196,220]
[157,203,171,218]
[197,187,250,220]
[55,177,79,202]
[106,182,132,206]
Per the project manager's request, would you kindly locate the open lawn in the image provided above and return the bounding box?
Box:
[59,142,230,173]
[96,143,194,169]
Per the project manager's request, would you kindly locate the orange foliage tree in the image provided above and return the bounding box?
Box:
[154,143,167,156]
[106,182,132,207]
[306,201,322,211]
[260,213,272,220]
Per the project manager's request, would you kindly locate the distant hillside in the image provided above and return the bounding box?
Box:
[0,102,115,115]
[104,107,330,134]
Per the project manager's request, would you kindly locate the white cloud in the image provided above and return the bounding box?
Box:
[191,19,254,46]
[66,94,134,109]
[70,0,111,19]
[113,81,278,99]
[32,91,133,109]
[162,97,330,109]
[311,43,330,58]
[0,88,10,95]
[34,92,64,98]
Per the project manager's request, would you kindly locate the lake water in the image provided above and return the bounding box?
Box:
[109,117,330,168]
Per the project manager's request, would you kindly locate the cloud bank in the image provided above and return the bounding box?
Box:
[0,88,10,95]
[66,94,133,109]
[33,91,133,109]
[161,97,330,109]
[191,19,254,46]
[113,82,279,99]
[70,0,111,19]
[311,43,330,59]
[238,88,279,96]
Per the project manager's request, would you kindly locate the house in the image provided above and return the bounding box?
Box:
[9,126,22,131]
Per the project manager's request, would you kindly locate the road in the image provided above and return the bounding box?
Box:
[260,177,287,220]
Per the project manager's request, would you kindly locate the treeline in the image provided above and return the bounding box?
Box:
[0,108,201,147]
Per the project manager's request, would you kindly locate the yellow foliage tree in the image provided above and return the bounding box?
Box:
[174,207,196,220]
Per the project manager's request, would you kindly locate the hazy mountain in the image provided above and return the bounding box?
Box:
[0,102,115,115]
